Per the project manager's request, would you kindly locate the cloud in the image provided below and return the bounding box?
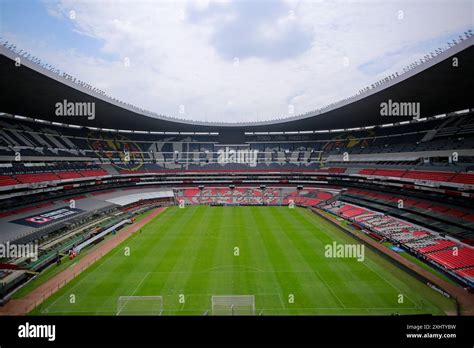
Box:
[3,0,473,123]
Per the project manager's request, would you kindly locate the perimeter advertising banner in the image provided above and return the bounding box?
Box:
[11,207,84,228]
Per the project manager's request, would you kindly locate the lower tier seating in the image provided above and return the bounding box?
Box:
[426,248,474,270]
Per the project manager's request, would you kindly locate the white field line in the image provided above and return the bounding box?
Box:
[314,270,346,309]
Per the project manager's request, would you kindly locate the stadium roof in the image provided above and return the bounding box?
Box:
[0,37,472,133]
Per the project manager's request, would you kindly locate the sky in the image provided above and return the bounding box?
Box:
[0,0,472,123]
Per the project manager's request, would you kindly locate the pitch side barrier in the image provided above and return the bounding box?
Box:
[310,208,474,315]
[75,219,132,253]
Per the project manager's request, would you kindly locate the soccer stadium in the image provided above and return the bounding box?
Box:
[0,2,473,334]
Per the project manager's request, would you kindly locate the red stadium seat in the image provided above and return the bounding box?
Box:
[0,175,18,186]
[454,267,474,280]
[450,173,474,185]
[402,171,455,182]
[358,169,376,175]
[427,247,474,269]
[57,171,83,179]
[372,169,406,177]
[417,240,457,254]
[78,169,108,177]
[15,173,60,184]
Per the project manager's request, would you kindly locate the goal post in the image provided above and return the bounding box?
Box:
[117,296,163,316]
[211,295,255,316]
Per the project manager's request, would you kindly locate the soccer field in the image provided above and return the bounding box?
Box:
[34,206,455,315]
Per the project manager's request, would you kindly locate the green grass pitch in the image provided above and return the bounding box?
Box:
[33,206,455,315]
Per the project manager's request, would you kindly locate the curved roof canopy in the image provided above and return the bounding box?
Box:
[0,38,472,133]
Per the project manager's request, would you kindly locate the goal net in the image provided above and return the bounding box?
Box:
[117,296,163,316]
[211,295,255,316]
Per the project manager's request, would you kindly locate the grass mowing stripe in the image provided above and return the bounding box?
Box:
[246,207,289,312]
[207,207,235,301]
[258,208,339,311]
[282,208,394,309]
[299,209,450,314]
[250,207,309,314]
[156,207,215,313]
[267,208,345,310]
[182,207,225,314]
[233,208,250,295]
[294,209,419,306]
[115,207,204,313]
